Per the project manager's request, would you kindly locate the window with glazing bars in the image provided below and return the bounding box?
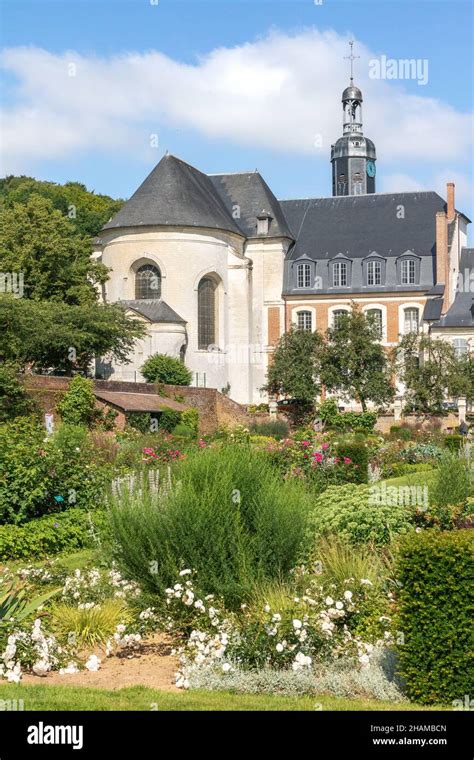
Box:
[296,263,311,288]
[367,260,382,285]
[297,310,312,332]
[135,264,161,299]
[198,277,216,349]
[333,261,348,287]
[401,259,416,285]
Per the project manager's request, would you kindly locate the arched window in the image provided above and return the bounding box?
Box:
[404,307,419,334]
[135,264,161,300]
[366,308,383,338]
[333,309,349,328]
[297,310,312,332]
[453,338,468,359]
[198,277,217,350]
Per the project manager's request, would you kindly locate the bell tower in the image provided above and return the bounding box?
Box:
[331,41,377,196]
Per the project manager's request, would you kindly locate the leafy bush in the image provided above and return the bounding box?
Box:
[306,484,413,546]
[109,445,313,609]
[56,376,98,427]
[181,408,199,435]
[389,426,412,441]
[432,452,471,509]
[385,462,435,479]
[0,364,33,421]
[249,419,290,439]
[318,400,376,432]
[444,434,464,452]
[0,509,108,560]
[334,442,369,483]
[158,408,182,432]
[396,530,474,704]
[141,353,192,385]
[125,411,152,433]
[172,423,195,439]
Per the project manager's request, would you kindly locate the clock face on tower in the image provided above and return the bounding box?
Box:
[366,161,376,178]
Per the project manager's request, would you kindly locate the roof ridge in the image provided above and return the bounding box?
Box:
[279,190,440,202]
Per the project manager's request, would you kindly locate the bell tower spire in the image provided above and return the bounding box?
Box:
[331,41,377,197]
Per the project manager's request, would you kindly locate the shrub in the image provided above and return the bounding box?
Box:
[0,364,33,421]
[56,376,97,427]
[109,445,313,609]
[0,509,108,560]
[396,530,474,704]
[158,408,182,432]
[444,434,464,452]
[141,353,192,385]
[432,452,471,509]
[172,423,195,439]
[390,426,412,441]
[249,419,290,439]
[306,484,413,546]
[335,442,369,483]
[181,408,199,435]
[125,411,152,433]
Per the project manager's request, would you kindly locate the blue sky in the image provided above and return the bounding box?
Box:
[1,0,473,223]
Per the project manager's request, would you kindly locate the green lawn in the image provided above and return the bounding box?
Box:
[381,470,438,490]
[0,684,447,711]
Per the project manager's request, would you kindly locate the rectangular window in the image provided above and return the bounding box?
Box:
[367,260,382,286]
[333,261,348,287]
[297,311,312,332]
[404,308,419,334]
[401,259,416,285]
[297,263,311,288]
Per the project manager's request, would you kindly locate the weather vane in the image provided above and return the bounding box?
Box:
[344,40,360,84]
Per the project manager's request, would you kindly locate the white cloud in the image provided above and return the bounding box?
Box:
[0,29,472,176]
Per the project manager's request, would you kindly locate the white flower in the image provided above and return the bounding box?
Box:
[32,660,50,677]
[360,579,373,586]
[344,590,353,601]
[358,653,370,667]
[85,655,101,672]
[179,569,192,576]
[272,613,282,622]
[59,661,79,675]
[335,601,344,610]
[275,643,284,653]
[116,624,126,633]
[264,604,271,613]
[292,619,302,630]
[222,663,232,673]
[292,652,312,671]
[325,596,334,606]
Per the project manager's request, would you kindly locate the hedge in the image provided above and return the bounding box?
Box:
[396,529,474,704]
[0,509,109,561]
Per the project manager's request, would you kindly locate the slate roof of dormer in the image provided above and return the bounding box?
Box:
[120,299,186,324]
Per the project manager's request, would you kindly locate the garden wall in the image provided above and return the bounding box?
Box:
[21,375,252,433]
[375,414,459,434]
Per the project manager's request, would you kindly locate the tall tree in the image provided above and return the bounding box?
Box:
[0,296,145,374]
[320,304,394,412]
[0,194,109,304]
[395,333,467,412]
[264,326,323,402]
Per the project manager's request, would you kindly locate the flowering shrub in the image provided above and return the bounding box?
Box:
[265,438,360,490]
[163,568,394,690]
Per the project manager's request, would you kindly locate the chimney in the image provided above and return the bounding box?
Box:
[446,182,455,222]
[435,210,449,312]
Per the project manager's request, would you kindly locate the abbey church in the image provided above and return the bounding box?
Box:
[94,71,473,405]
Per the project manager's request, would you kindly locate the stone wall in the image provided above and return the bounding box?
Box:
[375,413,459,435]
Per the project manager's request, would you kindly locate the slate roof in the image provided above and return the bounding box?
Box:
[120,299,186,324]
[435,248,474,328]
[209,172,293,239]
[423,298,444,321]
[102,155,243,236]
[280,192,447,262]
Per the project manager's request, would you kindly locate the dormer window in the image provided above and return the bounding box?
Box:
[296,263,311,289]
[367,260,382,285]
[333,261,348,287]
[257,210,273,235]
[401,259,416,285]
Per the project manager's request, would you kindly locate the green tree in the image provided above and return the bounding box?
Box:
[57,376,97,427]
[0,296,146,374]
[264,326,323,402]
[0,194,108,304]
[395,333,463,413]
[141,353,192,386]
[0,363,33,421]
[321,304,394,412]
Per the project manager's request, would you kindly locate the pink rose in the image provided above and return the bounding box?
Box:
[344,457,352,464]
[321,443,330,450]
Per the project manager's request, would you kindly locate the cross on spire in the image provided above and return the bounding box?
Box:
[344,40,359,83]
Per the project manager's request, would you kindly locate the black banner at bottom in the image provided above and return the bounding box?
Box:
[0,710,472,758]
